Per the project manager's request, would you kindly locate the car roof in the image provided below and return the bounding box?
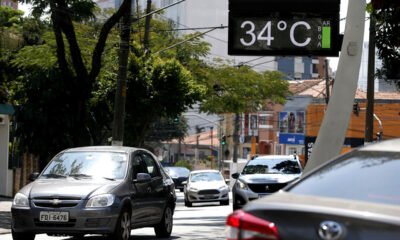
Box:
[253,155,297,160]
[61,146,141,154]
[359,138,400,152]
[190,169,220,174]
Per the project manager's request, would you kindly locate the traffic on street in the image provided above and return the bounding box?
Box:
[1,190,232,240]
[1,0,400,239]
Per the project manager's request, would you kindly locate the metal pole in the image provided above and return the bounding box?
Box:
[210,126,213,169]
[112,0,132,146]
[325,59,330,104]
[365,14,376,143]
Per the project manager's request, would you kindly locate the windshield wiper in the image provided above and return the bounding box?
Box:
[41,173,67,178]
[102,177,116,181]
[69,173,92,179]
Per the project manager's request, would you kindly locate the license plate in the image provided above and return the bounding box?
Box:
[39,211,69,222]
[203,195,215,199]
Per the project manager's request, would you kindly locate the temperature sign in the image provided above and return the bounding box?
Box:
[228,16,340,56]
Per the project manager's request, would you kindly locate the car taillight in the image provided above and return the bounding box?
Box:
[226,210,280,240]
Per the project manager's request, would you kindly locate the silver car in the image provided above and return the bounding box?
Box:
[11,146,176,240]
[184,170,229,207]
[231,155,302,210]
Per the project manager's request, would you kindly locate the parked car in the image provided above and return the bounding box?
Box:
[184,170,229,207]
[164,166,190,192]
[226,139,400,240]
[231,155,302,210]
[11,146,176,240]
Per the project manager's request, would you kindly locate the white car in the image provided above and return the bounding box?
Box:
[184,170,229,207]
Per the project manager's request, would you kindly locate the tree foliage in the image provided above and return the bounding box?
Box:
[6,6,207,163]
[0,6,25,103]
[370,0,400,84]
[200,64,289,114]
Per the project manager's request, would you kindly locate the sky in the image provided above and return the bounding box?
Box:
[328,0,370,72]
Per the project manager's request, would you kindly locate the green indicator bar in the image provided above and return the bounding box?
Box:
[322,26,331,49]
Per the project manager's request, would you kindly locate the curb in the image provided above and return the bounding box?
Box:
[0,199,12,235]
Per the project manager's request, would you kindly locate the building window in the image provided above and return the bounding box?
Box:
[275,144,283,155]
[288,147,297,155]
[259,113,273,129]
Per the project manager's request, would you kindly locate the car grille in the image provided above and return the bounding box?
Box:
[34,219,76,228]
[32,197,82,208]
[248,183,288,194]
[198,189,220,195]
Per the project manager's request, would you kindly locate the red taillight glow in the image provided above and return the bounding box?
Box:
[225,210,280,240]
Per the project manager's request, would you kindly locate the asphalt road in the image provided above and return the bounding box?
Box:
[0,191,233,240]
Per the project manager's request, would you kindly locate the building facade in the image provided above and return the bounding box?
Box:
[0,0,18,9]
[277,57,329,80]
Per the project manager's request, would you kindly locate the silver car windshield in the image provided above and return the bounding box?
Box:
[190,172,223,182]
[41,151,128,180]
[243,158,301,175]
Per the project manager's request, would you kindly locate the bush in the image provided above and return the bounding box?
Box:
[174,159,193,170]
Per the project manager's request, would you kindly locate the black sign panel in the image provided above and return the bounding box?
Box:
[228,0,341,56]
[229,0,340,13]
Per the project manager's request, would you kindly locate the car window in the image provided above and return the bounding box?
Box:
[289,151,400,206]
[242,158,301,174]
[131,155,146,179]
[141,153,160,178]
[41,151,128,180]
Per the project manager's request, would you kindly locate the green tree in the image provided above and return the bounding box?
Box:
[370,0,400,83]
[0,6,24,103]
[6,4,207,164]
[200,64,289,162]
[17,0,136,147]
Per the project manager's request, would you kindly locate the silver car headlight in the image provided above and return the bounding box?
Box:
[188,186,198,192]
[13,193,30,208]
[237,180,249,190]
[86,194,114,208]
[219,185,229,192]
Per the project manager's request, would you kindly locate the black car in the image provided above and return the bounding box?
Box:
[164,166,190,192]
[226,139,400,240]
[11,146,176,240]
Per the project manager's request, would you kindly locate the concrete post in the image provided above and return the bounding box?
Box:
[304,0,366,173]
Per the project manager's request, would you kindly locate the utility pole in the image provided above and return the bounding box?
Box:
[112,0,132,146]
[365,14,376,143]
[111,0,185,146]
[232,113,240,164]
[210,126,214,169]
[325,59,330,104]
[143,0,152,54]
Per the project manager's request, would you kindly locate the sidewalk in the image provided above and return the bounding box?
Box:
[0,197,12,235]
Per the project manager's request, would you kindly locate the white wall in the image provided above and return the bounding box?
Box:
[0,114,13,197]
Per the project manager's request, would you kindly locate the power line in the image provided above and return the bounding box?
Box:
[153,26,228,32]
[153,26,225,54]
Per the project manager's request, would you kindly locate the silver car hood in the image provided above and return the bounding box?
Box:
[26,179,121,199]
[239,173,301,184]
